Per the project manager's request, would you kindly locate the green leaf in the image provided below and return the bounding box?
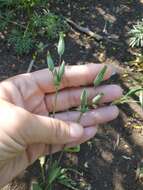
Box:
[57,168,79,190]
[80,89,88,107]
[47,161,61,185]
[58,33,65,57]
[53,69,60,87]
[64,145,80,153]
[92,93,104,106]
[58,61,65,81]
[80,89,88,113]
[32,183,42,190]
[47,51,55,72]
[125,88,143,97]
[93,65,107,87]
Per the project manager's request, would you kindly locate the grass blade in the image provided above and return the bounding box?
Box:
[94,65,107,87]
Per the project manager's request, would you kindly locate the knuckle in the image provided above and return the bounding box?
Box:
[69,89,80,107]
[53,119,70,142]
[46,95,55,112]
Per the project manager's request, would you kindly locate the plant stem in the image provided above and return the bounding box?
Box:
[77,112,83,123]
[53,87,59,118]
[59,56,62,67]
[48,86,59,179]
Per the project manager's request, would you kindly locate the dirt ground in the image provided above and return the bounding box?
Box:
[0,1,143,190]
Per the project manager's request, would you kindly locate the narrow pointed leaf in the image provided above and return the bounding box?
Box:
[58,33,65,57]
[125,88,143,97]
[53,69,60,87]
[80,89,88,107]
[48,161,61,185]
[94,65,107,87]
[80,89,89,113]
[58,61,65,81]
[47,51,54,72]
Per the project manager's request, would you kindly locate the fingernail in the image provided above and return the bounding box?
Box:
[70,123,83,139]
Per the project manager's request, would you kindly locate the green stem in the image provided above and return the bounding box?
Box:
[53,87,59,118]
[77,112,83,123]
[48,86,59,183]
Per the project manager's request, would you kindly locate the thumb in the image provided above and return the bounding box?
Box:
[24,114,84,145]
[0,99,83,147]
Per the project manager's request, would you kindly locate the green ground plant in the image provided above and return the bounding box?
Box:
[0,0,68,54]
[129,19,143,47]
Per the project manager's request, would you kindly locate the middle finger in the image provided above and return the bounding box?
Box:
[45,85,122,112]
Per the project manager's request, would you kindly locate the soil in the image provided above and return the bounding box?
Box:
[0,1,143,190]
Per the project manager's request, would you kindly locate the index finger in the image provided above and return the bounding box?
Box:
[32,63,114,93]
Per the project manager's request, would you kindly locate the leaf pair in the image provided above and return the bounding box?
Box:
[53,62,65,87]
[80,65,107,112]
[47,51,65,87]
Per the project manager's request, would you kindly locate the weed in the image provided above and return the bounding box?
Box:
[129,19,143,47]
[8,29,34,54]
[113,88,143,108]
[0,1,68,54]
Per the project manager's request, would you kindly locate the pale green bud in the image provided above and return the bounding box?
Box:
[57,33,65,57]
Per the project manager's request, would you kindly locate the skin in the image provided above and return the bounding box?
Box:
[0,64,122,188]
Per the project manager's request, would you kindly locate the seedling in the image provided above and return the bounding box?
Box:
[113,88,143,107]
[38,33,66,190]
[64,89,89,153]
[65,65,107,153]
[34,159,80,190]
[47,33,65,117]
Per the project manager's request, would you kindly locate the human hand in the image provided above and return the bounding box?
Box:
[0,64,122,187]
